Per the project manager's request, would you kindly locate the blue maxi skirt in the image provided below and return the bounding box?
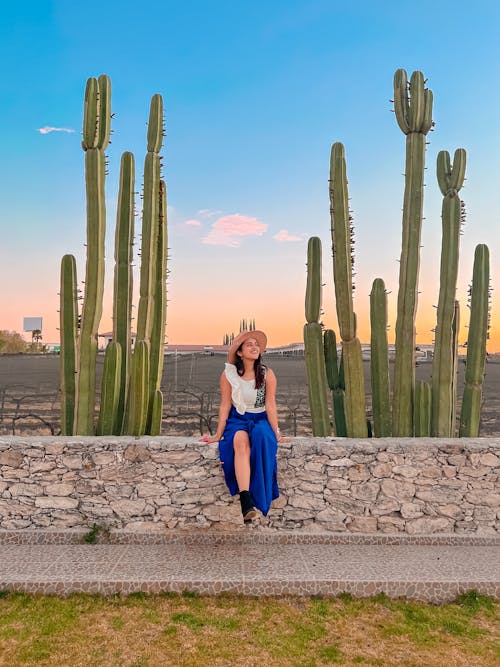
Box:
[218,406,279,516]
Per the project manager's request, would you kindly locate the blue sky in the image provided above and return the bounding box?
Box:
[0,0,499,348]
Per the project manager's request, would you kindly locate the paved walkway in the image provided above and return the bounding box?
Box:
[1,532,499,603]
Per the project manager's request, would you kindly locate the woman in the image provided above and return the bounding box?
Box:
[201,330,287,523]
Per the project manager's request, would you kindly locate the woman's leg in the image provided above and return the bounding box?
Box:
[233,429,251,491]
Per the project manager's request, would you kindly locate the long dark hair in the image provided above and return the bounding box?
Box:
[235,350,266,389]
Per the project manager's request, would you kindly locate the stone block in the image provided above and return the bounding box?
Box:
[0,451,24,467]
[152,451,201,465]
[371,462,392,477]
[348,466,371,481]
[110,499,148,517]
[400,502,425,519]
[9,483,43,497]
[60,456,83,470]
[392,465,419,478]
[124,445,151,462]
[35,496,79,510]
[92,452,117,466]
[136,482,168,497]
[465,491,500,507]
[350,482,380,502]
[380,479,415,502]
[406,517,451,534]
[479,452,499,467]
[370,498,400,516]
[349,516,378,532]
[44,483,75,497]
[288,494,325,511]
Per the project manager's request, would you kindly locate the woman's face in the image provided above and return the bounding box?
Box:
[238,337,260,361]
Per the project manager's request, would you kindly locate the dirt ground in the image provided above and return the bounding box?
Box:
[0,352,499,437]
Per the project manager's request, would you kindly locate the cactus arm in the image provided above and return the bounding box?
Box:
[303,323,331,436]
[330,143,355,341]
[75,147,106,434]
[414,381,431,436]
[431,149,466,436]
[305,236,322,323]
[112,151,135,434]
[148,179,168,433]
[392,69,433,436]
[149,389,163,436]
[60,254,78,435]
[82,77,99,150]
[324,329,347,437]
[96,74,111,150]
[459,244,490,437]
[136,95,163,345]
[127,340,150,436]
[451,300,460,434]
[370,278,391,436]
[393,69,410,134]
[303,236,330,435]
[96,342,122,435]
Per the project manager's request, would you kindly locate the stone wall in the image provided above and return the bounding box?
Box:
[0,437,498,534]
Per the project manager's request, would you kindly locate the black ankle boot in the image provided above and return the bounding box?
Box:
[239,491,257,522]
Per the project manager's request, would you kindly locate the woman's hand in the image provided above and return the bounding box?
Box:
[277,434,291,443]
[200,434,221,444]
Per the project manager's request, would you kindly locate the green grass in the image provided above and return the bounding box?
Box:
[0,591,498,666]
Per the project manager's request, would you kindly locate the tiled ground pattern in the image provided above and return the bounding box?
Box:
[0,529,499,546]
[1,540,498,603]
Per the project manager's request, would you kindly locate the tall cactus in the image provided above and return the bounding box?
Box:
[75,74,111,434]
[392,69,433,436]
[431,149,466,436]
[370,278,391,436]
[60,254,78,435]
[304,236,331,436]
[113,151,135,434]
[329,142,367,437]
[459,244,490,437]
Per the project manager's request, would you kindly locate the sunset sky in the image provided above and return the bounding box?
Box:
[1,1,499,351]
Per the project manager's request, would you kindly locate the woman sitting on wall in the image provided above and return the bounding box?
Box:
[201,330,288,523]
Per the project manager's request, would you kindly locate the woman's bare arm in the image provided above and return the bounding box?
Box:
[264,369,282,440]
[201,371,232,443]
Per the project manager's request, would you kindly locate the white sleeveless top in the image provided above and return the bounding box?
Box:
[224,363,266,415]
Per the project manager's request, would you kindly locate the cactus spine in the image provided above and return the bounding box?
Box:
[329,142,367,437]
[75,74,111,434]
[60,255,78,435]
[370,278,391,436]
[431,149,466,436]
[304,237,331,436]
[459,244,490,437]
[392,70,433,436]
[127,340,150,436]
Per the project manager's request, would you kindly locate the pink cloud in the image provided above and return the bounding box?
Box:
[184,219,202,227]
[273,229,303,242]
[202,214,268,247]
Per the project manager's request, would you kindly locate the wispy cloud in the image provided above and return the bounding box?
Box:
[197,208,222,219]
[38,126,75,135]
[202,214,268,247]
[184,218,202,227]
[273,229,304,242]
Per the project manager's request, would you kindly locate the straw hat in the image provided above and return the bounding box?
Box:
[227,330,267,364]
